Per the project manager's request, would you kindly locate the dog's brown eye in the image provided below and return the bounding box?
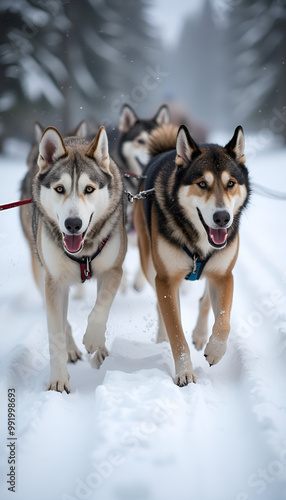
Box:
[227,180,235,188]
[198,181,207,189]
[137,139,145,145]
[55,186,65,194]
[85,186,95,194]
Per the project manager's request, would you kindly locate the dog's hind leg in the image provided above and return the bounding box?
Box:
[66,322,82,363]
[192,281,211,350]
[133,266,145,292]
[91,346,109,369]
[134,200,169,341]
[71,284,85,300]
[204,272,233,366]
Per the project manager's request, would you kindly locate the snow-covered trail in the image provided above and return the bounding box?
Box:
[0,148,286,500]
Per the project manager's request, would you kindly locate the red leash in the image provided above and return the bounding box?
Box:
[0,198,33,211]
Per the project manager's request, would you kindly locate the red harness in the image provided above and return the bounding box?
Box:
[64,236,110,283]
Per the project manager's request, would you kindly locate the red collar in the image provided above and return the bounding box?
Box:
[64,236,110,283]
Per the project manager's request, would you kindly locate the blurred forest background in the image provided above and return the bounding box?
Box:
[0,0,285,152]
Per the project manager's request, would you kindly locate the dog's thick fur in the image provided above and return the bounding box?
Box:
[21,121,88,278]
[134,124,250,386]
[20,126,127,393]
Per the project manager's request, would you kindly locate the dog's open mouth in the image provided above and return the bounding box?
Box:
[63,233,84,254]
[208,227,227,246]
[197,209,228,249]
[63,214,93,254]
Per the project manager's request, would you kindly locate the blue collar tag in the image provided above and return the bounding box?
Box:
[185,260,202,281]
[182,246,211,281]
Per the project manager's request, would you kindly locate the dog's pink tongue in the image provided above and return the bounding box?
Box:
[209,228,227,245]
[64,234,83,253]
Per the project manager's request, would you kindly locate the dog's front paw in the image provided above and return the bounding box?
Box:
[192,328,208,351]
[91,346,109,369]
[204,336,227,366]
[47,378,70,394]
[83,329,102,354]
[175,354,197,386]
[175,369,197,387]
[68,345,82,363]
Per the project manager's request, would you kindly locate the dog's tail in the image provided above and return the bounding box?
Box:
[147,124,178,158]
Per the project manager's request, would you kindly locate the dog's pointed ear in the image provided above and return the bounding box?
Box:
[154,104,170,126]
[38,127,67,172]
[73,120,88,138]
[119,104,138,132]
[225,126,245,163]
[34,122,45,143]
[175,125,201,166]
[86,126,111,175]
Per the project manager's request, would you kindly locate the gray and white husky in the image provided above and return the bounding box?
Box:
[20,126,127,393]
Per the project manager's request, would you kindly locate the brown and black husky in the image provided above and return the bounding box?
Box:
[134,124,250,386]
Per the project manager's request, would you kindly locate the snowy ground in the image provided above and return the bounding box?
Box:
[1,143,286,500]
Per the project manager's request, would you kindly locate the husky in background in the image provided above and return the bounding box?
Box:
[111,104,170,291]
[134,123,250,386]
[114,103,170,177]
[20,125,127,393]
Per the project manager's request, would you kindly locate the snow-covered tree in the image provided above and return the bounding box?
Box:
[161,0,228,131]
[223,0,286,139]
[0,0,160,149]
[161,0,286,140]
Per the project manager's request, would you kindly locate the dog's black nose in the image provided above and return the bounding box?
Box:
[65,217,82,234]
[213,210,230,228]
